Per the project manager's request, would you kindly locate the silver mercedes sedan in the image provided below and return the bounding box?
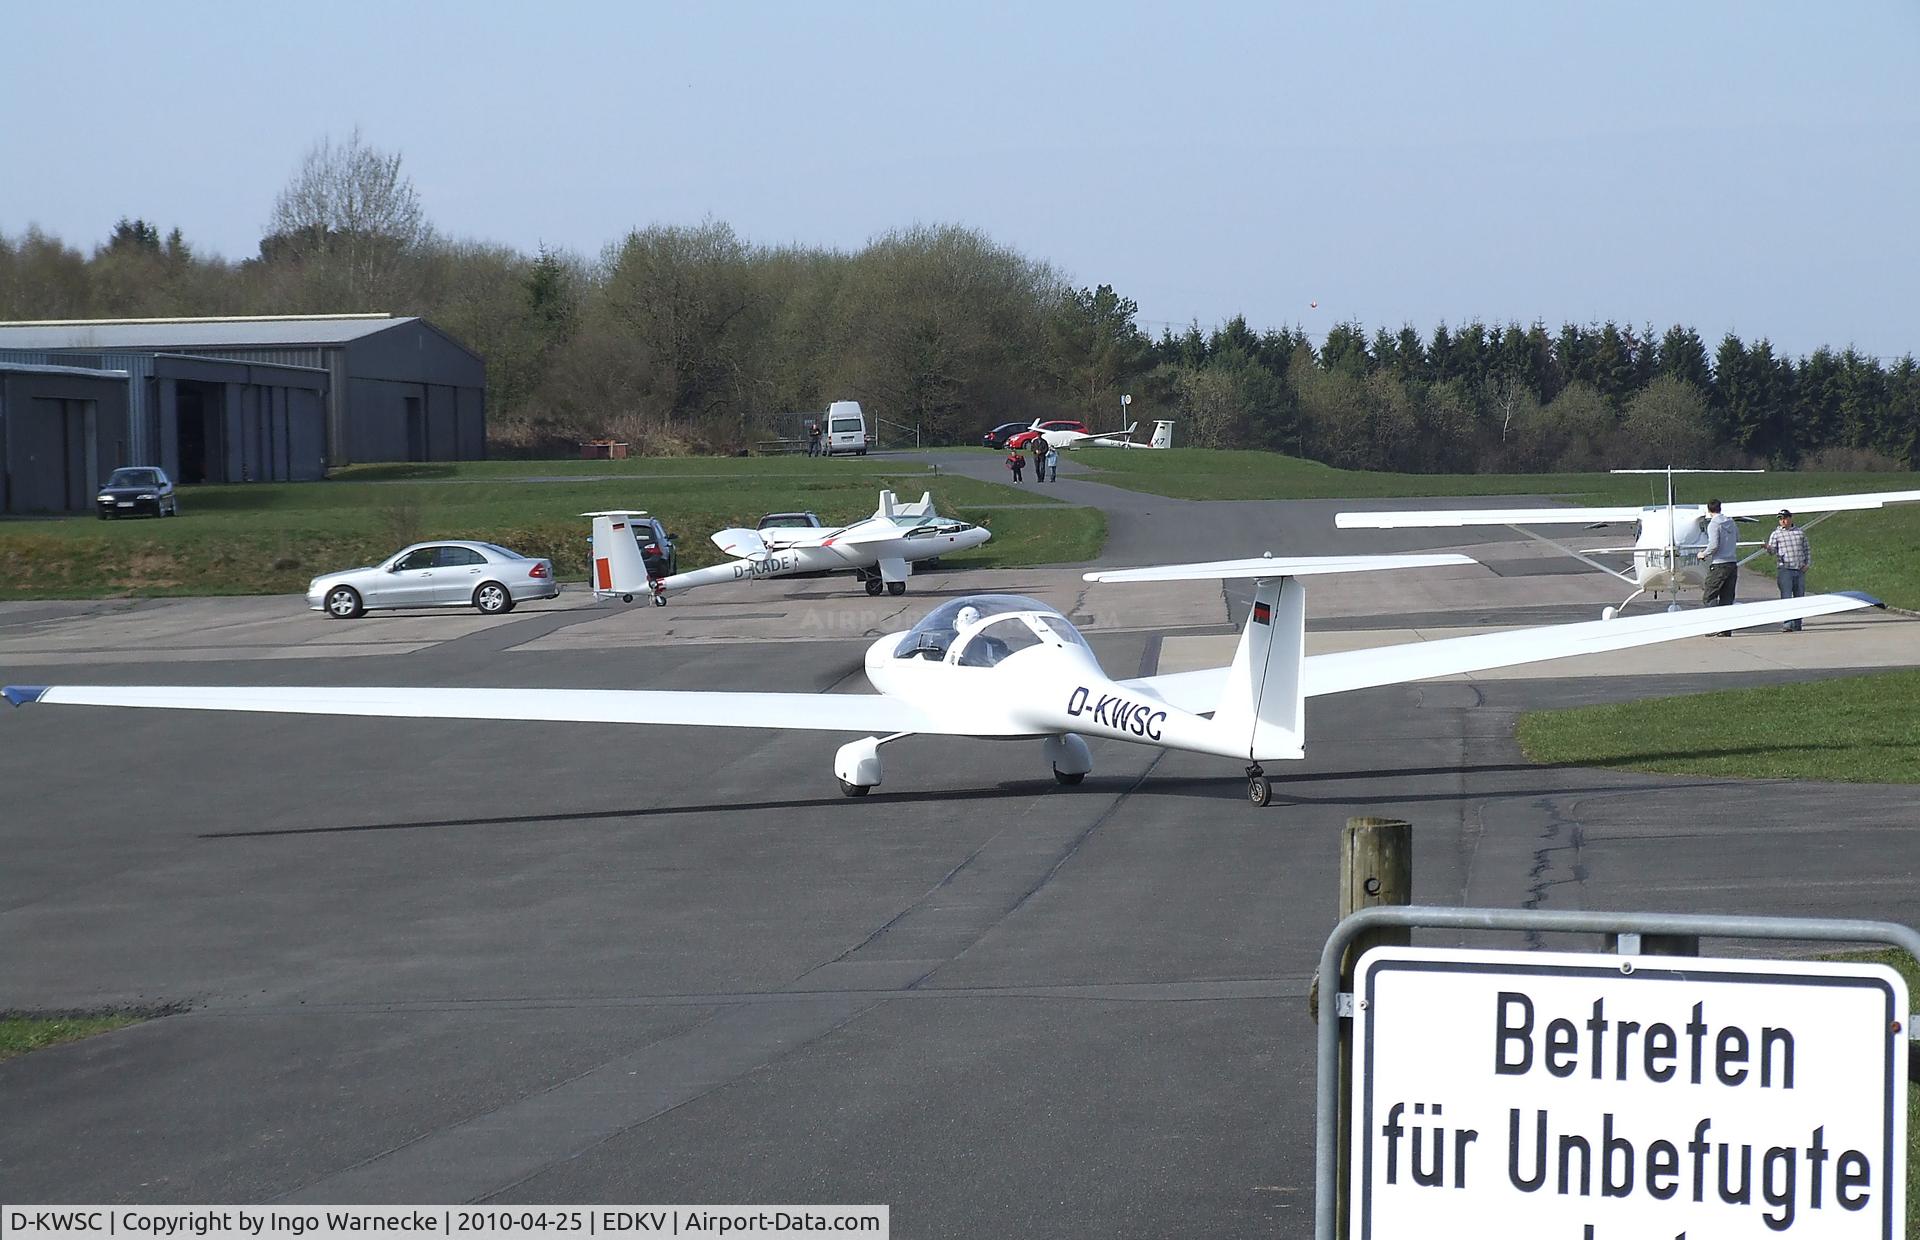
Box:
[307,541,560,619]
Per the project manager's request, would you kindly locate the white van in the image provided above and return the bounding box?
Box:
[824,400,869,456]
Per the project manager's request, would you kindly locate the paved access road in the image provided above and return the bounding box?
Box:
[3,467,1916,1236]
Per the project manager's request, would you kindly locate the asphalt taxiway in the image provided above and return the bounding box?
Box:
[3,473,1916,1236]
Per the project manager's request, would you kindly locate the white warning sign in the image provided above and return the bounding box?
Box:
[1351,947,1907,1238]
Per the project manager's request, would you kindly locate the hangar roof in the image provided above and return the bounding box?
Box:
[0,315,415,351]
[0,361,133,379]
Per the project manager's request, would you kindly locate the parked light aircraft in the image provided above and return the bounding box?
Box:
[588,490,990,605]
[1016,417,1141,450]
[3,555,1879,807]
[1335,468,1920,618]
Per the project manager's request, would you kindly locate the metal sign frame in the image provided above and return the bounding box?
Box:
[1313,905,1920,1240]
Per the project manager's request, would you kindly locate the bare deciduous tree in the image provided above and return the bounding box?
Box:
[265,128,428,307]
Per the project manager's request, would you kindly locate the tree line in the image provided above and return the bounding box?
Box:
[2,133,1914,471]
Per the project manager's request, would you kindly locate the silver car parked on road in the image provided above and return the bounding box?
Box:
[308,541,559,619]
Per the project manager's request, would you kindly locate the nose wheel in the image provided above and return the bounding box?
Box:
[1246,764,1272,808]
[864,578,884,596]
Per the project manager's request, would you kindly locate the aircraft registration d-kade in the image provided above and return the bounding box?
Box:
[3,555,1879,806]
[590,489,990,604]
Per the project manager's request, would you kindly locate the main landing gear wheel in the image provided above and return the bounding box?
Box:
[886,581,907,597]
[837,778,872,798]
[1246,764,1272,808]
[1053,767,1084,786]
[865,578,884,596]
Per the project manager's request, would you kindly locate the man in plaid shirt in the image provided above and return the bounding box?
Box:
[1765,509,1812,632]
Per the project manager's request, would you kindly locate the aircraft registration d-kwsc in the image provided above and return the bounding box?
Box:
[3,554,1880,807]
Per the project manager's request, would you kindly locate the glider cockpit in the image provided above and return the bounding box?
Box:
[892,595,1090,667]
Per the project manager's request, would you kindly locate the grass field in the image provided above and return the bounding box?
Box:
[7,448,1916,603]
[1515,668,1920,784]
[0,458,1101,599]
[0,1012,143,1063]
[1075,449,1920,610]
[1073,447,1919,506]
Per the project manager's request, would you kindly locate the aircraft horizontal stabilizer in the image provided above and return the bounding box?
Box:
[1084,554,1474,584]
[712,528,771,559]
[0,684,967,735]
[1335,506,1647,529]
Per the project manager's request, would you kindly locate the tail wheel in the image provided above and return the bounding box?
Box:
[865,579,884,596]
[325,586,364,619]
[473,582,514,615]
[651,593,668,608]
[886,581,906,597]
[837,778,872,798]
[1053,767,1085,786]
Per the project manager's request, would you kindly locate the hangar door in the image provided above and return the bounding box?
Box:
[233,383,327,481]
[400,385,461,461]
[8,398,94,513]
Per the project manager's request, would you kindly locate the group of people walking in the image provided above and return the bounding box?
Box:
[1006,441,1059,484]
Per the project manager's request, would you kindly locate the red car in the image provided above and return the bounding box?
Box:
[1005,420,1086,450]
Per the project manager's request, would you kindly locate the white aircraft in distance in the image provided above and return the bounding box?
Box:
[2,556,1880,807]
[588,489,990,606]
[1335,467,1920,619]
[1108,420,1175,450]
[1012,417,1142,450]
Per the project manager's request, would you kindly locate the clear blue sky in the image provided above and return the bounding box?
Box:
[4,1,1916,358]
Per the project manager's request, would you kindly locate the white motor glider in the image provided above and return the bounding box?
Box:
[589,489,990,606]
[1335,467,1920,618]
[3,556,1881,807]
[1019,418,1141,450]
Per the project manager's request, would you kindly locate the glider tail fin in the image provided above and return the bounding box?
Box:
[1207,577,1307,761]
[590,515,651,596]
[1149,420,1173,449]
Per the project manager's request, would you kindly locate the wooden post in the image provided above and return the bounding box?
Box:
[1335,816,1412,1240]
